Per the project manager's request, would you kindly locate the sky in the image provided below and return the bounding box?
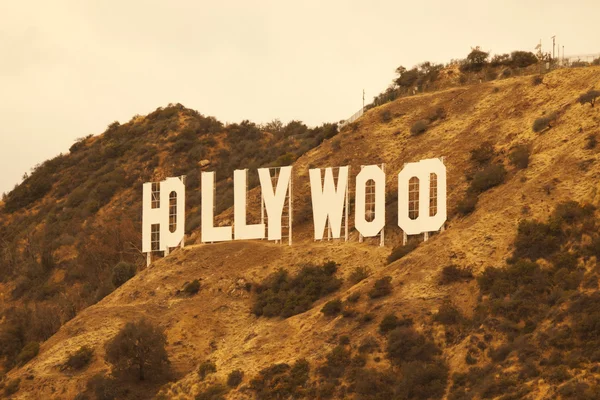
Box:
[1,0,599,195]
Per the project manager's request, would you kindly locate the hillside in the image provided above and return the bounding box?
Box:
[2,66,600,399]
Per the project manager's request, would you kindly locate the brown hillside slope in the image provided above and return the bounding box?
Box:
[5,67,600,399]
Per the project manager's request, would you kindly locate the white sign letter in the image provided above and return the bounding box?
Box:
[397,158,447,235]
[234,169,265,240]
[201,171,232,242]
[355,165,385,237]
[142,177,185,252]
[258,166,292,240]
[309,166,349,240]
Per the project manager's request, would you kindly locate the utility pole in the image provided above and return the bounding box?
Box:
[362,89,365,111]
[551,35,556,61]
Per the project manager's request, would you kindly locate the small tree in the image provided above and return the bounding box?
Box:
[321,299,342,316]
[368,276,393,299]
[579,90,600,107]
[105,318,169,381]
[111,261,136,288]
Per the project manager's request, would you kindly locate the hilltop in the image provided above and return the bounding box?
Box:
[2,65,600,399]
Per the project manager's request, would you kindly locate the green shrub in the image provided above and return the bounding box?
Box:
[227,369,244,388]
[65,346,94,370]
[111,261,136,288]
[433,302,462,325]
[380,110,392,123]
[198,360,217,380]
[104,318,169,381]
[386,327,440,364]
[321,299,342,317]
[469,142,495,166]
[379,314,413,334]
[349,267,370,284]
[469,164,506,193]
[439,265,473,284]
[578,90,600,107]
[397,361,449,400]
[509,145,530,169]
[533,113,557,132]
[183,279,201,295]
[16,341,39,365]
[252,261,342,318]
[319,345,351,379]
[410,120,429,136]
[249,359,310,399]
[368,276,393,299]
[387,241,418,263]
[513,220,561,260]
[456,193,478,216]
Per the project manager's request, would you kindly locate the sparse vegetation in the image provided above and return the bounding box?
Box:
[469,142,495,166]
[348,266,370,284]
[410,120,429,136]
[509,145,531,169]
[198,360,217,381]
[439,265,473,284]
[252,261,342,318]
[368,276,393,299]
[469,164,507,193]
[64,346,94,371]
[387,241,418,263]
[183,279,201,295]
[227,370,244,388]
[585,134,598,149]
[111,261,136,288]
[105,318,169,381]
[16,341,39,365]
[533,112,558,132]
[321,299,342,317]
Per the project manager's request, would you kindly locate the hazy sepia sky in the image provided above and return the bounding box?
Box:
[1,0,599,195]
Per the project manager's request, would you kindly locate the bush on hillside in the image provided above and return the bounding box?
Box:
[386,327,440,364]
[439,265,474,284]
[227,370,244,388]
[104,318,169,381]
[348,266,370,284]
[321,299,342,317]
[387,241,418,264]
[532,75,544,86]
[456,193,478,216]
[434,302,463,325]
[252,261,342,318]
[533,113,558,132]
[469,142,495,166]
[198,360,217,380]
[469,164,506,193]
[111,261,136,288]
[183,279,201,295]
[509,145,531,169]
[16,342,39,365]
[410,120,429,136]
[368,276,393,299]
[65,346,94,370]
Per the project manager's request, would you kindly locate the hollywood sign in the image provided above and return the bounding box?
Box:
[142,158,446,263]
